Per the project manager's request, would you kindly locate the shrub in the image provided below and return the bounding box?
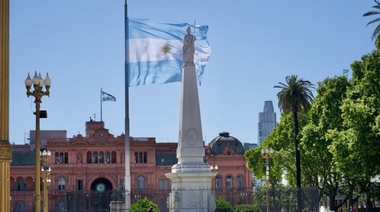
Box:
[233,204,261,212]
[215,197,232,212]
[130,197,159,212]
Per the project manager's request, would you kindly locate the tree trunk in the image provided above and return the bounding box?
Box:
[293,109,302,212]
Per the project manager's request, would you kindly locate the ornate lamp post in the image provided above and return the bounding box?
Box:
[25,72,51,212]
[41,150,51,212]
[261,148,274,212]
[210,165,218,194]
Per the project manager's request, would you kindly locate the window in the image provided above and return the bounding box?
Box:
[143,152,147,163]
[137,175,145,190]
[58,176,65,191]
[64,152,69,163]
[226,176,232,189]
[135,151,148,163]
[93,152,98,163]
[55,152,69,164]
[215,176,222,189]
[134,152,138,163]
[139,152,143,163]
[159,179,168,190]
[15,201,25,212]
[55,152,60,164]
[76,180,83,191]
[58,200,65,212]
[99,151,104,163]
[105,151,110,163]
[237,176,243,190]
[16,180,26,191]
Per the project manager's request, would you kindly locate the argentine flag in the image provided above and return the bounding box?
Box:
[126,18,211,87]
[101,91,116,102]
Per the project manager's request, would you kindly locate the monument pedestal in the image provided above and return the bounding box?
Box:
[166,171,216,212]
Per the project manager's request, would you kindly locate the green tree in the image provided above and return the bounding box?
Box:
[301,76,352,211]
[245,113,297,185]
[130,197,159,212]
[274,75,315,212]
[363,0,380,50]
[328,51,380,211]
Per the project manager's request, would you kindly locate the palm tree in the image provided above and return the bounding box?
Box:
[363,0,380,49]
[274,75,314,212]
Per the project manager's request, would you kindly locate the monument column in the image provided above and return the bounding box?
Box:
[0,0,12,211]
[166,27,216,212]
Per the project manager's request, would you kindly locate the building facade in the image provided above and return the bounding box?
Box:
[10,120,254,211]
[257,101,277,145]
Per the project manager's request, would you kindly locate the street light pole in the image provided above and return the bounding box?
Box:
[210,165,218,195]
[25,72,51,212]
[261,148,274,212]
[41,150,51,212]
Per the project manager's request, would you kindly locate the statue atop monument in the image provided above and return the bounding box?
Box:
[183,26,195,64]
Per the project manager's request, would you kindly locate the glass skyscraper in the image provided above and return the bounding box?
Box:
[257,101,276,145]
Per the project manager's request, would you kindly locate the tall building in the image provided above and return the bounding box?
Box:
[257,101,276,145]
[10,120,253,212]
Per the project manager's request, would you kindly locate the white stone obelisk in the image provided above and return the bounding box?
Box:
[166,27,216,212]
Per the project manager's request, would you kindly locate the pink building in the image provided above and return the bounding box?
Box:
[10,120,254,211]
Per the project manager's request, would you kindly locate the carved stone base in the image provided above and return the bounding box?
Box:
[166,171,216,212]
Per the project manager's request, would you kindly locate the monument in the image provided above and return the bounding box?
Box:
[166,27,216,211]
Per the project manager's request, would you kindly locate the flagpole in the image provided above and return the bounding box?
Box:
[124,0,131,210]
[100,87,103,122]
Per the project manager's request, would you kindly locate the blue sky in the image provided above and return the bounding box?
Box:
[10,1,376,145]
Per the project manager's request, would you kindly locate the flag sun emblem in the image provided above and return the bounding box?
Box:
[161,44,170,54]
[96,182,106,193]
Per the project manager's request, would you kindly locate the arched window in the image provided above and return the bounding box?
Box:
[163,179,168,190]
[226,176,232,189]
[215,176,222,190]
[55,152,60,164]
[58,200,65,212]
[159,178,168,190]
[99,151,104,163]
[237,176,243,190]
[134,152,138,163]
[64,152,69,164]
[93,152,98,163]
[143,152,147,163]
[105,151,110,163]
[59,152,64,164]
[15,201,25,212]
[137,175,145,190]
[58,176,65,190]
[139,152,143,163]
[16,179,26,191]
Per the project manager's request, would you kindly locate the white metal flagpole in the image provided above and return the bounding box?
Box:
[124,0,131,210]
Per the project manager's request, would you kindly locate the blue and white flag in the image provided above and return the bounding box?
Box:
[101,91,116,102]
[126,18,211,87]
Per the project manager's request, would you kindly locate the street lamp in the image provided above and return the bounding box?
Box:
[261,148,274,212]
[210,165,219,195]
[41,150,51,212]
[210,165,218,172]
[25,72,51,212]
